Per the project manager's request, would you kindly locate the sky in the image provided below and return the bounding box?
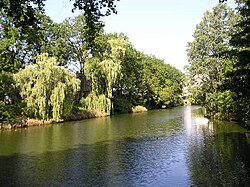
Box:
[45,0,236,71]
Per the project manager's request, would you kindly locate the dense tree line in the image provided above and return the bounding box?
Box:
[185,1,250,126]
[0,9,183,124]
[3,0,249,127]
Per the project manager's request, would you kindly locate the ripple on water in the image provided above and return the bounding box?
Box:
[0,106,249,186]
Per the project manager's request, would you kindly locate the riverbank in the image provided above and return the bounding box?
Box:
[0,118,52,130]
[0,110,106,131]
[0,106,148,131]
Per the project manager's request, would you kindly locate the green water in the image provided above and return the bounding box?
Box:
[0,106,249,186]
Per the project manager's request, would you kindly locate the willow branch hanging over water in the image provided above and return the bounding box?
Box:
[83,38,128,115]
[14,53,80,122]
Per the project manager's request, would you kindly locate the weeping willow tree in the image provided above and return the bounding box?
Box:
[14,53,80,122]
[83,37,128,115]
[80,93,111,115]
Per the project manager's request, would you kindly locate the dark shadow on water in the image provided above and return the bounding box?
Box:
[186,132,250,187]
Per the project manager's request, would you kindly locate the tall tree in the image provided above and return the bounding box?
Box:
[226,0,250,125]
[71,0,119,49]
[0,7,45,125]
[83,34,128,115]
[186,3,240,118]
[42,15,104,99]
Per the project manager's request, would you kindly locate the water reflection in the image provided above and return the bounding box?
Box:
[184,108,250,187]
[0,106,249,186]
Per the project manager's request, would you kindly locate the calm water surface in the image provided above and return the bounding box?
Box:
[0,106,249,186]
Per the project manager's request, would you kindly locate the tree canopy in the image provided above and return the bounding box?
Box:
[3,0,249,126]
[1,5,184,125]
[185,3,240,119]
[186,1,250,126]
[225,0,250,125]
[14,53,80,122]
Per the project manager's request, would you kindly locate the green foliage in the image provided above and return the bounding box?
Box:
[225,0,250,126]
[186,3,239,93]
[133,53,183,108]
[0,15,52,132]
[186,3,240,120]
[0,0,118,50]
[41,15,105,100]
[109,41,184,110]
[186,1,250,125]
[84,36,128,114]
[0,0,45,36]
[72,0,119,48]
[80,93,111,115]
[14,53,80,122]
[0,72,15,97]
[0,6,49,69]
[159,87,175,106]
[205,90,236,120]
[113,98,133,113]
[114,46,147,106]
[51,15,103,66]
[0,72,24,125]
[0,101,24,125]
[0,11,22,72]
[1,0,185,123]
[84,33,183,113]
[72,0,119,17]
